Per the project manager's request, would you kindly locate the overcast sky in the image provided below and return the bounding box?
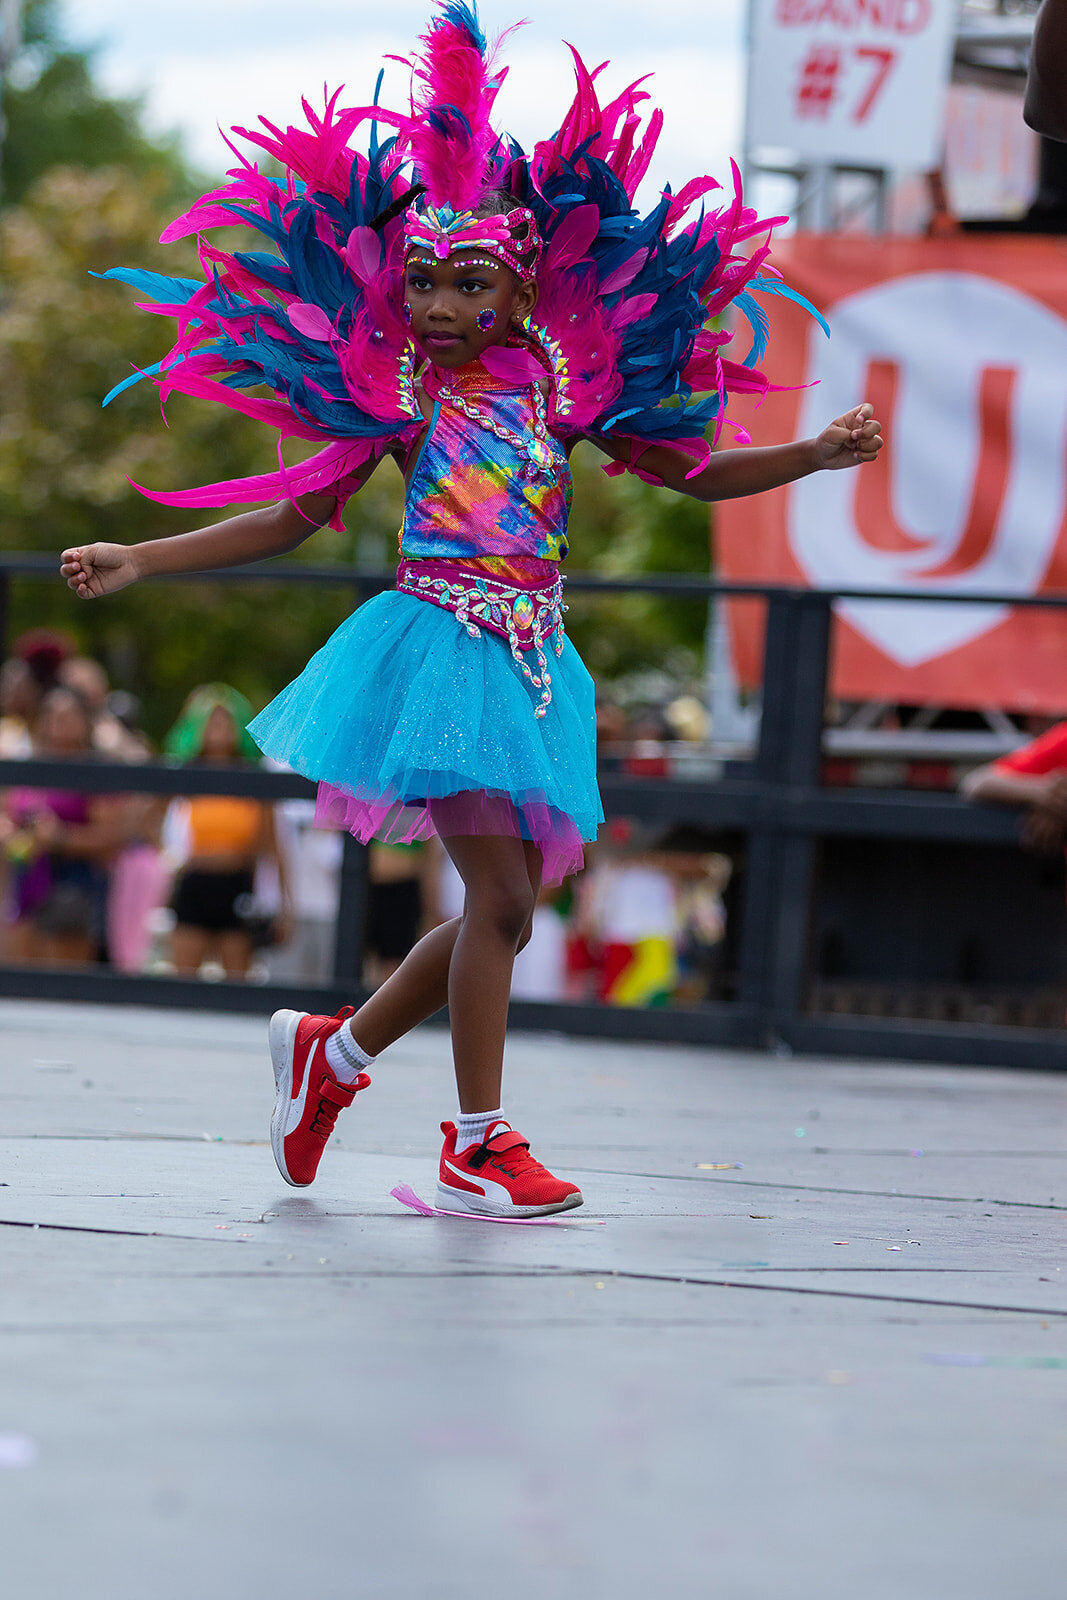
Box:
[62,0,746,194]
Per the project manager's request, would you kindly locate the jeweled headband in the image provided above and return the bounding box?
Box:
[403,203,543,283]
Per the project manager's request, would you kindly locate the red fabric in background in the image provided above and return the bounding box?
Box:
[716,235,1067,714]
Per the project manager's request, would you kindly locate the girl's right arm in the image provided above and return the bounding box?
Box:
[60,491,340,600]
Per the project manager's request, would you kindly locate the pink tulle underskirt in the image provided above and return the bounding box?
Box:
[315,782,586,886]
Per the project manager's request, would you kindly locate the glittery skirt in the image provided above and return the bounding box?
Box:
[246,587,603,885]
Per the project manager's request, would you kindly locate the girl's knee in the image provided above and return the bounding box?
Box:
[469,878,535,948]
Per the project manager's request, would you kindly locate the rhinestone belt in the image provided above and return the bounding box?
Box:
[397,558,567,719]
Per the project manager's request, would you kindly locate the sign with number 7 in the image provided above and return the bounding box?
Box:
[746,0,955,169]
[853,47,896,124]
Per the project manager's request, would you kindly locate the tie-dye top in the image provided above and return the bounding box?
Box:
[401,364,572,570]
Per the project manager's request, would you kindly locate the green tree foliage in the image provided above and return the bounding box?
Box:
[1,1,186,207]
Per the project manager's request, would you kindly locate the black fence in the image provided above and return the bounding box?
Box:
[2,553,1065,1071]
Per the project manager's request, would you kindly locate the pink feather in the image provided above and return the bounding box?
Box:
[599,249,648,295]
[288,302,334,341]
[343,226,383,283]
[544,204,600,272]
[480,345,547,385]
[401,9,515,211]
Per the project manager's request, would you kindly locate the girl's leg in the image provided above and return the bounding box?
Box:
[217,928,253,979]
[439,834,543,1113]
[170,924,210,976]
[39,932,94,966]
[348,916,462,1055]
[346,837,541,1066]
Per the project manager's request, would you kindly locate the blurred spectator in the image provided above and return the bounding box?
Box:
[163,685,291,980]
[107,791,171,975]
[58,657,151,760]
[511,885,569,1001]
[0,659,35,758]
[962,721,1067,856]
[0,687,122,966]
[576,820,679,1006]
[365,839,438,986]
[622,710,671,779]
[263,787,343,985]
[1025,0,1067,141]
[664,695,708,743]
[657,828,730,1005]
[0,630,75,756]
[595,698,627,750]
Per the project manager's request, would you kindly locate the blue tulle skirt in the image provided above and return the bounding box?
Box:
[247,590,603,884]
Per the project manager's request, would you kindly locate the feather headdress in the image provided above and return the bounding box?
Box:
[100,0,826,520]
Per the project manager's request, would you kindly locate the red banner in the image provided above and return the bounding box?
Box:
[716,235,1067,712]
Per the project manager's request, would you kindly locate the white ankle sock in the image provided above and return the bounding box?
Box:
[325,1023,376,1085]
[456,1109,505,1151]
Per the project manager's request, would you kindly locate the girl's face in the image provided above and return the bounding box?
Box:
[200,704,239,761]
[34,690,93,754]
[403,248,538,368]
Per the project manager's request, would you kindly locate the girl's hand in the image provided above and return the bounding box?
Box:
[813,403,884,471]
[60,543,141,599]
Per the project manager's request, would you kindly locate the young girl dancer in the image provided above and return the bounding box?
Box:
[61,4,882,1215]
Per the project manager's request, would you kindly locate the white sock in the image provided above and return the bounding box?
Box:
[456,1109,505,1151]
[325,1023,376,1085]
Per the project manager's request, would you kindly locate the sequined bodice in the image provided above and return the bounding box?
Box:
[401,364,572,565]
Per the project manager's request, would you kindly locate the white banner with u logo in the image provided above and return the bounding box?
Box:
[717,237,1067,713]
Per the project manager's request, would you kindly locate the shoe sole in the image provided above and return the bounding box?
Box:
[435,1182,583,1219]
[268,1009,307,1188]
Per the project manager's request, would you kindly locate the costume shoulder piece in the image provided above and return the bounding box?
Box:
[101,1,826,521]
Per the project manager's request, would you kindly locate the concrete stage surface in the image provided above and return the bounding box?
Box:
[1,999,1065,1598]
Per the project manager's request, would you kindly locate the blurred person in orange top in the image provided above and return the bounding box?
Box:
[0,687,123,965]
[1026,0,1067,141]
[962,719,1067,855]
[163,685,292,979]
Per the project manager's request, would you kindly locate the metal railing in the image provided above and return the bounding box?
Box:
[2,554,1065,1070]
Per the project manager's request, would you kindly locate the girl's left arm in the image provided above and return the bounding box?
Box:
[586,403,883,504]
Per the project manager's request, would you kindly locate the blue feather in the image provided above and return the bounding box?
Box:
[437,1,488,53]
[102,357,176,407]
[92,268,203,304]
[751,276,831,339]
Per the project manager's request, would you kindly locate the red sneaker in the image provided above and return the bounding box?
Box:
[437,1120,583,1217]
[269,1008,370,1188]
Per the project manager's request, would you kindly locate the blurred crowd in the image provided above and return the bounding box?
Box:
[0,631,733,1005]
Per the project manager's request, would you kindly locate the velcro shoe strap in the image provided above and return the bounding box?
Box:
[485,1129,530,1154]
[320,1074,359,1107]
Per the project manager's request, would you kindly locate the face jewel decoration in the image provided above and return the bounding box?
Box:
[404,203,543,284]
[476,308,497,332]
[402,302,413,327]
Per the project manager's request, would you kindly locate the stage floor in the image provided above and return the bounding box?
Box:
[1,1000,1065,1597]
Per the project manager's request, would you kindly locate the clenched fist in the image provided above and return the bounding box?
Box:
[812,403,884,471]
[60,544,142,600]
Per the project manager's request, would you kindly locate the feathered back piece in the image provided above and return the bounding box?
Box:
[99,1,826,521]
